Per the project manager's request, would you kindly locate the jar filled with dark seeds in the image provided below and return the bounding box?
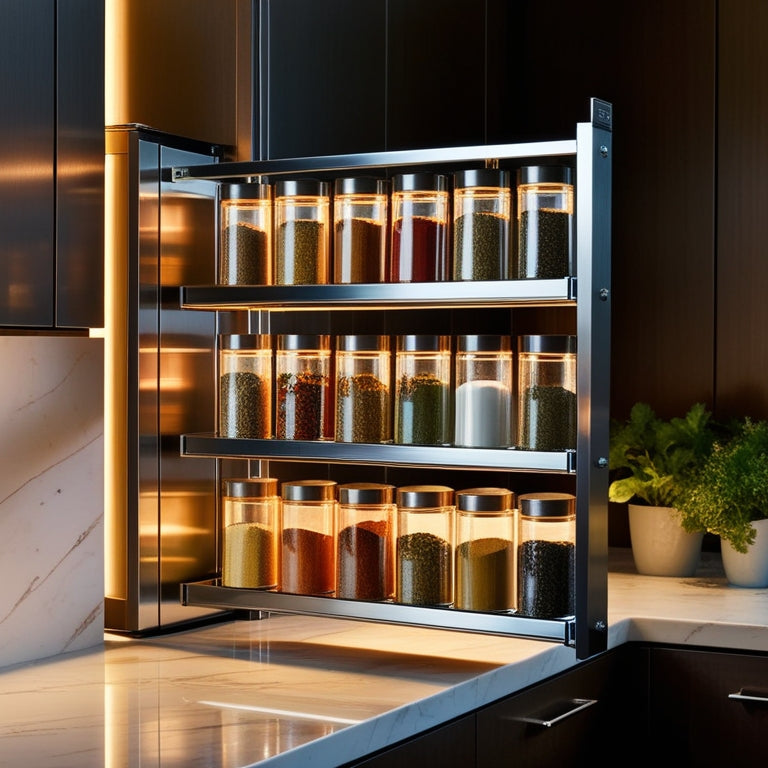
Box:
[218,334,272,439]
[218,182,273,286]
[280,479,338,596]
[517,492,575,619]
[275,179,330,285]
[514,165,573,279]
[389,173,449,283]
[455,487,516,612]
[336,482,396,601]
[276,334,333,441]
[335,334,392,444]
[333,177,389,284]
[394,334,452,446]
[395,485,455,607]
[221,477,280,589]
[453,169,511,281]
[517,334,577,451]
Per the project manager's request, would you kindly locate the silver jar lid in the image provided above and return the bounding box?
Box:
[277,334,331,352]
[396,484,454,509]
[339,482,395,505]
[456,334,511,353]
[334,176,388,196]
[281,479,337,502]
[517,165,572,186]
[219,333,271,351]
[336,334,390,352]
[456,487,514,513]
[220,182,272,201]
[396,334,450,353]
[454,168,510,189]
[518,335,577,354]
[275,179,329,198]
[392,172,448,193]
[223,477,279,499]
[518,492,575,518]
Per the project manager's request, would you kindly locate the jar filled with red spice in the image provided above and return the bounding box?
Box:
[336,482,396,601]
[280,479,338,595]
[389,173,449,283]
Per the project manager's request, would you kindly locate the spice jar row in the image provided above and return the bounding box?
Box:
[218,165,573,287]
[219,332,577,450]
[221,478,575,620]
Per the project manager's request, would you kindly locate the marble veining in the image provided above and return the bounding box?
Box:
[0,336,104,668]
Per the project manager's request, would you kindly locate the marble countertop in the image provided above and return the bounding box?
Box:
[2,549,768,768]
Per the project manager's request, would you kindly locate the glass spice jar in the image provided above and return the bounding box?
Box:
[276,334,333,441]
[218,333,273,439]
[452,169,511,281]
[389,173,449,283]
[455,487,516,612]
[335,335,392,444]
[515,165,574,279]
[274,179,330,285]
[221,477,280,589]
[517,334,577,451]
[517,492,576,619]
[333,177,389,284]
[218,182,273,286]
[280,479,338,596]
[395,485,455,607]
[394,334,452,446]
[454,334,513,448]
[336,482,396,601]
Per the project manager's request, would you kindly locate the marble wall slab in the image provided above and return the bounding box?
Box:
[0,335,104,668]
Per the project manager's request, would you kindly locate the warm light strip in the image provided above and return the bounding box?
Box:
[197,700,361,725]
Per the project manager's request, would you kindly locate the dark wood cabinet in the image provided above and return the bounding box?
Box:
[0,0,104,329]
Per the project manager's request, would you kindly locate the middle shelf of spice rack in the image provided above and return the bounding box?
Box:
[181,579,575,645]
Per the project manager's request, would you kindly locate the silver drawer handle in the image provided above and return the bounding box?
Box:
[729,689,768,704]
[509,697,598,728]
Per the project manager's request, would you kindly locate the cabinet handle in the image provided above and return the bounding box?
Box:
[728,688,768,705]
[507,697,598,728]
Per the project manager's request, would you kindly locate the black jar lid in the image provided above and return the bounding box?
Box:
[456,487,514,513]
[392,172,448,193]
[220,182,272,201]
[518,335,577,354]
[518,492,575,518]
[219,333,271,351]
[275,179,329,198]
[277,334,331,352]
[336,334,390,352]
[282,479,337,502]
[454,169,510,189]
[456,334,511,353]
[224,477,279,498]
[517,165,572,186]
[396,334,450,353]
[334,177,388,196]
[339,482,395,505]
[396,484,454,509]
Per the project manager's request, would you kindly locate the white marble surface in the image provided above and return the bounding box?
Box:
[0,336,104,667]
[1,548,768,768]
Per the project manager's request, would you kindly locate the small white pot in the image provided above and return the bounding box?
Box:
[721,517,768,588]
[628,504,704,577]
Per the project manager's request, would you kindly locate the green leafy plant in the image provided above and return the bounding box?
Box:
[608,402,718,508]
[679,418,768,553]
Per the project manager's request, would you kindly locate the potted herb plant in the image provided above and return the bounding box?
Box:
[609,402,718,576]
[679,417,768,587]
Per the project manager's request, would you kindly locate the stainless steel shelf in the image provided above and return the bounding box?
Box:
[181,434,575,473]
[180,278,576,312]
[181,579,575,645]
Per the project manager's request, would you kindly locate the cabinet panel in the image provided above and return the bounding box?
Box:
[649,647,768,766]
[476,645,648,766]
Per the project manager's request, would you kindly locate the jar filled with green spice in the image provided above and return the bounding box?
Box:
[219,182,273,286]
[516,334,577,451]
[218,334,273,439]
[455,487,516,612]
[517,492,575,619]
[333,176,389,284]
[395,485,455,607]
[275,179,330,285]
[514,165,573,279]
[276,334,333,441]
[221,477,280,589]
[453,169,511,281]
[335,334,392,444]
[394,334,452,446]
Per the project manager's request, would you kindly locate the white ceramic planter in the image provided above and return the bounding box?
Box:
[721,517,768,588]
[628,504,704,577]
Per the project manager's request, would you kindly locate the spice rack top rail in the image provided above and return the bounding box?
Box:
[180,278,576,312]
[169,139,579,183]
